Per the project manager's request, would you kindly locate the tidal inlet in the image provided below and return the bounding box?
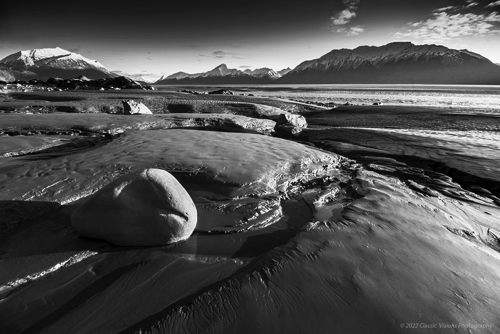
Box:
[1,0,500,333]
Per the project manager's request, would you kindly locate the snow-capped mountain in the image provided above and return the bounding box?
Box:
[244,68,281,79]
[156,64,283,84]
[279,42,500,84]
[200,64,245,77]
[0,47,116,80]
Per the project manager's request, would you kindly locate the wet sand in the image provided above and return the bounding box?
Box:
[1,91,500,333]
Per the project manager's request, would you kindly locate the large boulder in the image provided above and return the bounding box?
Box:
[71,168,197,246]
[122,100,152,115]
[269,113,307,137]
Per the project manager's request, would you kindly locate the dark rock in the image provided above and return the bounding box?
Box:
[207,89,234,95]
[102,105,123,114]
[39,76,154,91]
[71,168,197,246]
[28,79,44,85]
[178,89,201,95]
[47,77,64,85]
[55,106,80,113]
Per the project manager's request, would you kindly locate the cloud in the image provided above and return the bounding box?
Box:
[335,25,365,36]
[394,11,500,42]
[331,0,360,26]
[331,9,357,25]
[67,47,80,53]
[433,6,459,13]
[238,65,253,69]
[486,0,500,7]
[465,0,479,8]
[199,50,246,59]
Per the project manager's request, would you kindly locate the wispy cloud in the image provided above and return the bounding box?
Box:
[394,10,500,42]
[336,25,365,36]
[67,47,80,53]
[465,0,479,8]
[331,0,360,26]
[486,0,500,7]
[433,6,459,13]
[238,65,253,69]
[199,50,246,59]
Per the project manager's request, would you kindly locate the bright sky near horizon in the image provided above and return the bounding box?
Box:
[1,0,499,81]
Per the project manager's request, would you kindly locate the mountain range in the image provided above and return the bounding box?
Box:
[1,43,500,84]
[155,64,292,84]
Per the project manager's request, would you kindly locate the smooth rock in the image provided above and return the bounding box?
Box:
[71,168,197,246]
[122,100,152,115]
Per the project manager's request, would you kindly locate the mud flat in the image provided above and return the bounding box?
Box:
[0,91,500,333]
[302,105,500,197]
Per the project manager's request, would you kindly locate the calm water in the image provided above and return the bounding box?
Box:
[157,84,500,114]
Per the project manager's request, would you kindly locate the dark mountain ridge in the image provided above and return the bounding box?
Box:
[278,42,500,84]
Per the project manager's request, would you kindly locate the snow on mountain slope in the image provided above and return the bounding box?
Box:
[156,64,272,84]
[0,47,115,80]
[244,68,281,79]
[1,47,108,71]
[200,64,246,77]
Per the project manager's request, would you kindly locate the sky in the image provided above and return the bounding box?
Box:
[1,0,499,82]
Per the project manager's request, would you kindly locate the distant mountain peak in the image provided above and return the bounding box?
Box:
[278,67,292,76]
[214,64,228,70]
[243,67,281,79]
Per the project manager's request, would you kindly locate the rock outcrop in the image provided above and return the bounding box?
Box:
[207,89,234,95]
[71,168,197,246]
[2,76,155,91]
[266,113,308,137]
[122,100,153,115]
